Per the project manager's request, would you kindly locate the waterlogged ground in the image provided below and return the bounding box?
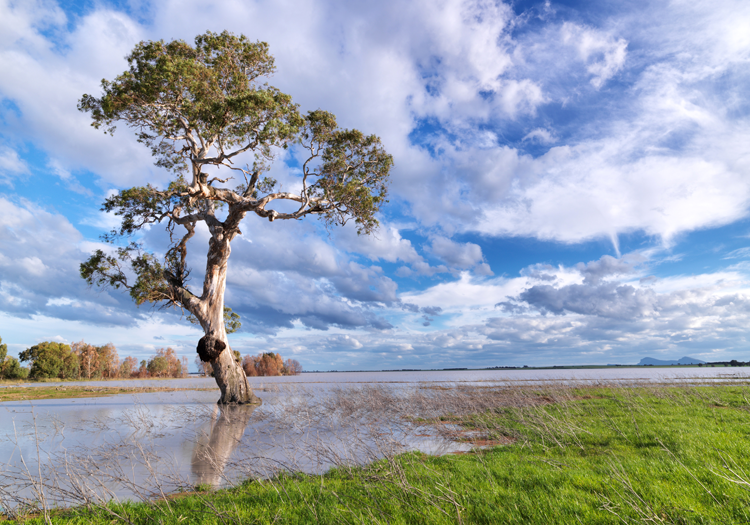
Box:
[0,382,470,510]
[2,368,750,512]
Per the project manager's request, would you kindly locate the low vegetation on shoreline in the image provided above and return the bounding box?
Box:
[4,382,750,523]
[0,385,219,402]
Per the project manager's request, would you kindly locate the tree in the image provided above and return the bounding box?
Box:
[72,341,100,379]
[120,356,138,378]
[78,31,392,404]
[247,355,258,377]
[255,352,284,377]
[147,348,183,378]
[147,355,168,377]
[195,355,213,377]
[283,358,302,375]
[0,337,28,380]
[20,342,79,380]
[97,343,120,378]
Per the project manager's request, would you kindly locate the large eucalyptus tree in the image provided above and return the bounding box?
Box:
[79,31,392,404]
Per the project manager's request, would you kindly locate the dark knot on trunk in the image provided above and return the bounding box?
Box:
[197,336,226,362]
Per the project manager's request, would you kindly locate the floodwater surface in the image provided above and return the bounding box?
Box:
[5,365,750,390]
[0,383,465,510]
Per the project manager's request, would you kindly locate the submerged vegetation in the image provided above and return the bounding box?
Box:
[4,380,750,523]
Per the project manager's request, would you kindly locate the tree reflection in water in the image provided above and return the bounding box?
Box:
[191,403,258,487]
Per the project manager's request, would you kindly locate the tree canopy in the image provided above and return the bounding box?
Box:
[79,29,391,312]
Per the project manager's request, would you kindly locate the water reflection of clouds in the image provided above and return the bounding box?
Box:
[0,385,464,509]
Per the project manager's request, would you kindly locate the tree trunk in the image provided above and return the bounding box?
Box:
[198,297,260,404]
[194,208,260,404]
[213,340,260,404]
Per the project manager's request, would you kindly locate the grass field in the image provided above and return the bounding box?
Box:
[5,382,750,524]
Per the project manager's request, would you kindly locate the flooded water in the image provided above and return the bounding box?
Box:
[0,383,466,511]
[5,365,750,390]
[2,367,749,512]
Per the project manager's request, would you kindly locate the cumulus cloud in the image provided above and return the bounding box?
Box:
[430,237,483,268]
[576,254,641,284]
[522,128,557,144]
[560,22,627,89]
[3,0,750,369]
[0,2,159,187]
[518,282,657,319]
[0,197,141,326]
[0,145,28,184]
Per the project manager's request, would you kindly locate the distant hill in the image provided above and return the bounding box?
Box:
[637,356,706,366]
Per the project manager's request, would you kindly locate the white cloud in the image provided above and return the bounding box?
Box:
[429,236,491,274]
[0,2,158,187]
[0,145,28,184]
[561,22,627,89]
[0,196,142,325]
[324,334,363,349]
[335,223,423,265]
[522,128,556,144]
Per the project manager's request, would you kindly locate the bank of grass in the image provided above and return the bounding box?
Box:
[0,385,220,402]
[0,376,211,386]
[9,383,750,524]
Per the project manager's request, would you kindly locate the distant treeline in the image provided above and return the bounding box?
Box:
[0,338,188,380]
[196,352,302,377]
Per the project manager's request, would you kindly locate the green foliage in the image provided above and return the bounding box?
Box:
[3,357,28,379]
[147,356,168,377]
[78,31,301,172]
[77,30,393,326]
[0,336,29,379]
[20,342,79,380]
[301,110,392,234]
[80,244,172,306]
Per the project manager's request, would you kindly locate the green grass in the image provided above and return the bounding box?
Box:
[8,384,750,524]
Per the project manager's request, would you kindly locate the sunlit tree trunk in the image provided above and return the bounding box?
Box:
[194,208,260,405]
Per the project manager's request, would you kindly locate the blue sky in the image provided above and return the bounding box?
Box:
[2,0,750,370]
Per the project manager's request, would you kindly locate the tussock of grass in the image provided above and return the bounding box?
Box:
[7,384,750,524]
